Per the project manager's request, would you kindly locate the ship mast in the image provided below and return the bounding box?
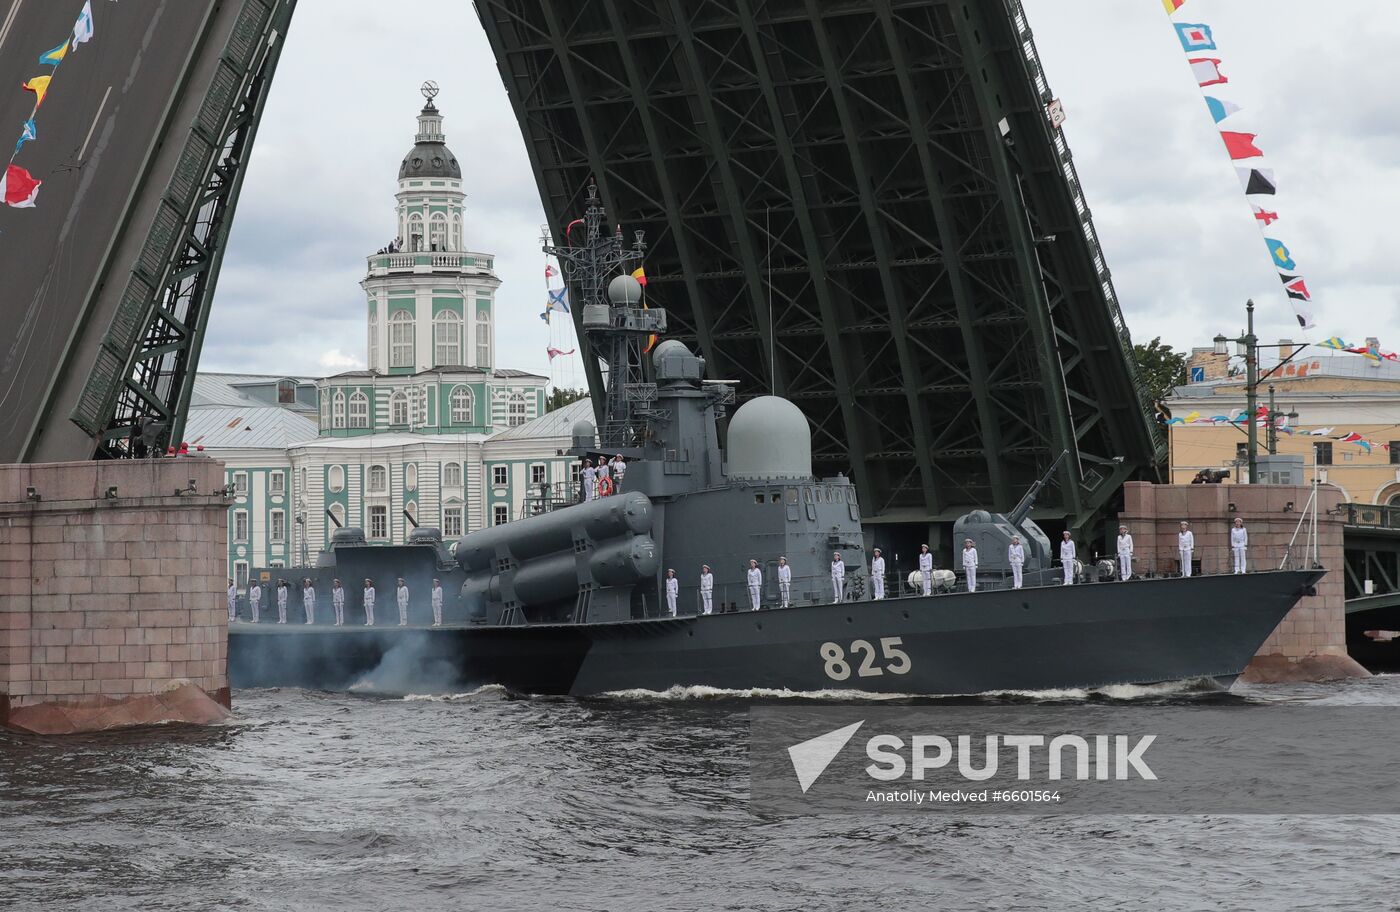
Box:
[542,183,663,448]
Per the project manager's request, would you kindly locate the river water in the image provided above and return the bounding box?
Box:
[4,677,1399,911]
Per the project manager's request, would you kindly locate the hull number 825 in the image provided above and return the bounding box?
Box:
[819,637,911,681]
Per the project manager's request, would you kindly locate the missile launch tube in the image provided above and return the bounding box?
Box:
[454,491,653,572]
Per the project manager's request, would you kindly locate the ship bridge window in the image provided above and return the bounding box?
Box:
[785,488,798,505]
[846,488,856,504]
[754,493,765,505]
[804,488,813,504]
[770,492,781,504]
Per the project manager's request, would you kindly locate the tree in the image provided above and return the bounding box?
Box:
[1132,337,1188,403]
[545,387,589,412]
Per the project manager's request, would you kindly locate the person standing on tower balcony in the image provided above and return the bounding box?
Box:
[276,579,289,624]
[1117,525,1134,581]
[777,556,792,607]
[830,553,845,603]
[1059,532,1076,586]
[918,544,933,596]
[699,564,714,615]
[302,578,316,625]
[227,579,237,623]
[332,579,346,626]
[581,459,596,502]
[248,581,262,623]
[432,578,444,626]
[871,548,886,600]
[1008,536,1025,589]
[1230,518,1248,574]
[746,559,763,611]
[1178,522,1195,578]
[665,569,678,617]
[962,539,979,592]
[363,578,376,626]
[396,578,410,626]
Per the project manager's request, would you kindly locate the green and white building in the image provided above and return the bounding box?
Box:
[191,94,588,588]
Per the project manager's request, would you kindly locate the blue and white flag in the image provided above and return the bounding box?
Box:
[71,1,94,50]
[14,119,36,153]
[1204,96,1240,123]
[1175,22,1216,52]
[548,287,570,314]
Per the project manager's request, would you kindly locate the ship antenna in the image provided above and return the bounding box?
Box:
[767,202,775,393]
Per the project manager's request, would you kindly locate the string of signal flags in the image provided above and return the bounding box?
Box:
[2,1,96,208]
[1168,405,1390,455]
[539,260,654,363]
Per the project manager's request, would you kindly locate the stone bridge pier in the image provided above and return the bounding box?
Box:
[1,458,231,734]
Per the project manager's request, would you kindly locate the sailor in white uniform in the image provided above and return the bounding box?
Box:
[396,578,410,626]
[363,579,376,626]
[227,579,237,623]
[1230,518,1248,574]
[700,565,714,615]
[611,455,626,493]
[596,459,611,496]
[276,580,289,624]
[871,548,886,600]
[961,539,978,592]
[1007,536,1025,590]
[1178,521,1195,578]
[830,553,845,602]
[746,559,763,611]
[431,578,444,626]
[301,578,316,625]
[1059,532,1076,586]
[581,459,597,502]
[331,579,345,626]
[1116,525,1134,581]
[777,557,792,607]
[248,582,262,623]
[665,569,679,616]
[918,544,933,596]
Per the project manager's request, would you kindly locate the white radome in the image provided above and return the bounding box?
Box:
[726,395,812,480]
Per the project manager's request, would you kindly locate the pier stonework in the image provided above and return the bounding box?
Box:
[1119,481,1368,683]
[0,459,232,734]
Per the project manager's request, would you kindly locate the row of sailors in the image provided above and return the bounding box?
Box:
[228,578,447,627]
[580,455,627,500]
[661,517,1253,613]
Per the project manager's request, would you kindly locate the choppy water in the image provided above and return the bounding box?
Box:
[4,677,1400,912]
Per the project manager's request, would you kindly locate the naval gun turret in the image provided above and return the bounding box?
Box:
[950,450,1066,581]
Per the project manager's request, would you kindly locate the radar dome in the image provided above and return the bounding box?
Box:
[727,396,812,480]
[608,274,643,305]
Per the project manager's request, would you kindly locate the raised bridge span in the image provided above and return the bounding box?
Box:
[0,0,1163,533]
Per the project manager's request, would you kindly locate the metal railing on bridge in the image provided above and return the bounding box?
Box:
[1343,503,1400,531]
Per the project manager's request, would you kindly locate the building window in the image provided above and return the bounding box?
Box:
[270,510,286,543]
[405,501,418,526]
[452,214,461,251]
[269,472,285,494]
[328,502,345,532]
[408,213,423,252]
[406,464,418,492]
[369,465,387,494]
[476,311,491,366]
[349,391,369,428]
[369,505,388,540]
[419,387,428,427]
[328,465,345,492]
[320,391,330,428]
[233,472,248,496]
[492,465,508,486]
[390,391,409,426]
[450,386,473,424]
[333,391,346,428]
[1390,442,1400,465]
[270,561,284,570]
[1314,441,1333,466]
[430,213,448,251]
[277,380,296,404]
[444,503,463,537]
[444,461,463,487]
[390,310,414,368]
[493,505,509,526]
[570,464,581,484]
[234,561,249,589]
[299,468,307,493]
[531,464,546,485]
[508,392,527,427]
[233,511,248,542]
[368,311,379,368]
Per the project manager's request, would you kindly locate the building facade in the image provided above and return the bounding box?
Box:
[192,94,584,589]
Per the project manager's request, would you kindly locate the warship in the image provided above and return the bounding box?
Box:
[228,191,1325,696]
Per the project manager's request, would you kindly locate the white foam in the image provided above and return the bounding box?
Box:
[397,684,508,702]
[595,684,927,701]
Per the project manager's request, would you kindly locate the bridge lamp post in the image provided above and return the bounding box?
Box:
[1214,299,1309,483]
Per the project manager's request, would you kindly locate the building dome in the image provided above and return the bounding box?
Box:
[727,396,812,480]
[398,99,462,180]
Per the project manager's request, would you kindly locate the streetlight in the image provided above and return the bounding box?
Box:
[1213,299,1310,483]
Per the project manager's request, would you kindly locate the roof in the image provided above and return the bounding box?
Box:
[190,373,317,408]
[489,398,593,441]
[289,432,489,450]
[184,405,319,449]
[1171,353,1400,400]
[490,368,547,380]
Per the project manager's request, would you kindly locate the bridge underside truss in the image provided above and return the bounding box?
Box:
[479,0,1164,527]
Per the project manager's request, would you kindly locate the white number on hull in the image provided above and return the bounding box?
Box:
[820,637,912,681]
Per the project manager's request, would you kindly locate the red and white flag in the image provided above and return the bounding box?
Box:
[545,263,557,280]
[1,164,42,208]
[546,346,575,361]
[1188,57,1228,87]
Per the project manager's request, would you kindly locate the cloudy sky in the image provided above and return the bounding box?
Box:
[205,0,1400,383]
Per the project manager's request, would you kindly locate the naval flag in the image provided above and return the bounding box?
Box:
[1220,131,1265,160]
[1188,57,1228,87]
[1265,238,1296,271]
[1204,96,1241,123]
[1175,23,1216,52]
[1236,167,1277,195]
[71,2,94,50]
[1,164,43,208]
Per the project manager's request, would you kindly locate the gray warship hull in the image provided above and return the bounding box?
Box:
[228,568,1321,695]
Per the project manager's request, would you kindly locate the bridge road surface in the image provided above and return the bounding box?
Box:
[0,1,228,464]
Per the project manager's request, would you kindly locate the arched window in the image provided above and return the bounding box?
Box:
[408,213,423,251]
[508,391,528,427]
[452,214,462,251]
[367,310,379,368]
[476,310,491,366]
[450,386,473,424]
[332,390,346,429]
[406,463,418,492]
[434,311,462,366]
[389,311,414,368]
[430,213,448,251]
[349,391,369,428]
[320,390,331,429]
[389,391,409,425]
[328,465,345,493]
[328,502,346,536]
[369,465,387,494]
[443,461,462,487]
